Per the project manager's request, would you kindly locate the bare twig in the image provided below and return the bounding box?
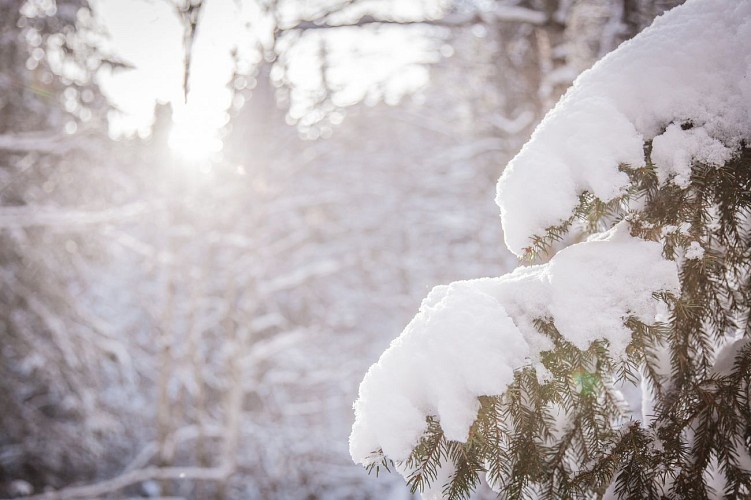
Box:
[175,0,206,102]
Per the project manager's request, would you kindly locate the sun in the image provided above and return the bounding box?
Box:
[168,111,223,163]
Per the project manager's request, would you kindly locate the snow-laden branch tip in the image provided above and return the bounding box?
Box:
[496,0,751,256]
[350,223,678,465]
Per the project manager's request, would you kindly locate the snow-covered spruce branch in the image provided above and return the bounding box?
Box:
[350,0,751,497]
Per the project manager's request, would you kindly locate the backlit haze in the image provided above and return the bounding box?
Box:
[94,0,239,160]
[93,0,435,161]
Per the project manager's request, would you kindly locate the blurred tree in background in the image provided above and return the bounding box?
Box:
[0,0,680,498]
[0,0,143,493]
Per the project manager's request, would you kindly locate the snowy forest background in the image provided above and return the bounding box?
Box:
[0,0,682,498]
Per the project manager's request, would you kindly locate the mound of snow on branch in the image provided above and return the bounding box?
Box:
[350,224,678,464]
[497,0,751,256]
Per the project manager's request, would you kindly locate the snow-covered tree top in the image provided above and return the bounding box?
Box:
[497,0,751,257]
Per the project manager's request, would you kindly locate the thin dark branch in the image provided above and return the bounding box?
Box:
[177,0,206,102]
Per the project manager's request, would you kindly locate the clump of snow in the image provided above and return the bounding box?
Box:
[497,0,751,256]
[651,124,733,188]
[350,224,678,465]
[349,280,532,463]
[661,223,691,238]
[545,223,678,355]
[684,241,705,260]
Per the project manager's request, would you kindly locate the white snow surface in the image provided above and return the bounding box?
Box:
[651,124,733,188]
[350,224,678,465]
[497,0,751,256]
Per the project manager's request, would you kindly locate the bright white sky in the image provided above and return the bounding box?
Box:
[91,0,441,159]
[93,0,182,135]
[93,0,247,158]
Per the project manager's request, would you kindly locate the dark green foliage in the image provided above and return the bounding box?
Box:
[407,418,449,493]
[368,145,751,498]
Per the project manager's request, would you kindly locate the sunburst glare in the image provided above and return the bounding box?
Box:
[168,111,223,163]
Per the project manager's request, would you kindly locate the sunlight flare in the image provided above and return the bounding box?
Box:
[168,111,223,162]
